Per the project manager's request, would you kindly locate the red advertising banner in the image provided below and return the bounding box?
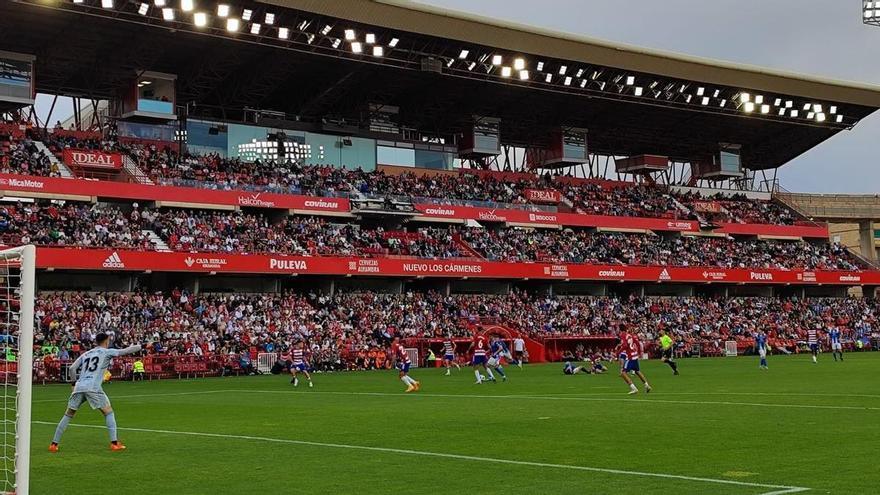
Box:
[33,247,880,285]
[692,200,722,214]
[524,189,561,204]
[0,173,350,213]
[62,149,124,170]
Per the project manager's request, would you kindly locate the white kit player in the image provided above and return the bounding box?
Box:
[49,332,142,452]
[512,336,526,368]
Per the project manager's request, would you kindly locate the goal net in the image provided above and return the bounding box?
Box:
[0,246,35,495]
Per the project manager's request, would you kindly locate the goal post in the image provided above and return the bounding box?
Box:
[0,245,35,495]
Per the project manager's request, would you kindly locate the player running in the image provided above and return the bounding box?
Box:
[658,329,679,375]
[392,337,420,393]
[512,336,526,368]
[289,341,313,388]
[486,337,508,382]
[617,325,651,395]
[807,326,819,364]
[49,332,141,453]
[468,333,495,384]
[827,321,844,362]
[756,330,769,370]
[441,336,461,376]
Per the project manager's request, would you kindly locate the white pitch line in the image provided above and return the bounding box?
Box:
[32,421,808,495]
[31,388,880,411]
[31,390,231,403]
[220,389,880,412]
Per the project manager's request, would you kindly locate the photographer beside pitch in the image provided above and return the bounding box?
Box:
[49,332,143,453]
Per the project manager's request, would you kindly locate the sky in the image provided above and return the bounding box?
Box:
[416,0,880,194]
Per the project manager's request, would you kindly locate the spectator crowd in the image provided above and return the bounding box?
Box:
[31,290,880,370]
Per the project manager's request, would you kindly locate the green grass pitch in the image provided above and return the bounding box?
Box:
[30,353,880,494]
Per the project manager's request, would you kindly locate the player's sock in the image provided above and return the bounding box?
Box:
[629,383,637,393]
[486,368,496,381]
[495,366,506,378]
[105,412,118,443]
[474,369,482,383]
[445,367,451,376]
[294,378,299,387]
[669,361,678,373]
[840,352,844,361]
[760,357,767,368]
[52,414,73,444]
[812,354,817,364]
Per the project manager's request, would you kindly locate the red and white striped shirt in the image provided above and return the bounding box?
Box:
[472,335,487,357]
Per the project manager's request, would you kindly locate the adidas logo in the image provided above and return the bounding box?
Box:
[101,252,125,268]
[658,268,671,281]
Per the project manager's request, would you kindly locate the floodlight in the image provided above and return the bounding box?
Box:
[351,42,363,53]
[459,50,469,59]
[226,18,239,32]
[492,55,502,65]
[812,103,822,113]
[306,34,314,44]
[816,113,826,122]
[836,115,843,123]
[162,7,174,20]
[446,58,454,67]
[576,69,585,78]
[545,73,552,83]
[73,0,84,3]
[701,96,709,105]
[580,79,587,88]
[345,29,356,40]
[774,98,782,106]
[181,0,193,12]
[514,58,525,70]
[467,62,476,71]
[265,13,275,24]
[830,105,837,114]
[321,25,332,35]
[278,27,289,39]
[785,100,793,108]
[755,95,764,104]
[778,108,786,116]
[713,89,720,98]
[365,33,376,44]
[500,67,512,77]
[696,87,705,96]
[760,104,770,114]
[803,103,811,110]
[102,0,113,8]
[217,4,229,17]
[685,94,692,103]
[389,38,399,47]
[242,9,252,20]
[744,102,755,112]
[625,75,635,86]
[154,0,165,6]
[332,39,341,48]
[807,111,815,119]
[558,66,567,75]
[194,12,207,26]
[519,70,529,80]
[536,61,544,71]
[791,110,799,117]
[564,76,572,86]
[719,99,727,107]
[250,23,260,35]
[373,46,384,57]
[138,3,149,15]
[634,87,643,96]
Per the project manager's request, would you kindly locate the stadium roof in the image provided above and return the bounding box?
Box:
[3,0,880,170]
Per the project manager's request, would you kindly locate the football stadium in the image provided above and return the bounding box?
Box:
[1,0,879,493]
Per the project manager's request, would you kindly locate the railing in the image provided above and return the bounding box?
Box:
[362,194,557,212]
[154,177,352,198]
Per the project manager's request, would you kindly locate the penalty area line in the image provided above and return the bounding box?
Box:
[32,421,809,495]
